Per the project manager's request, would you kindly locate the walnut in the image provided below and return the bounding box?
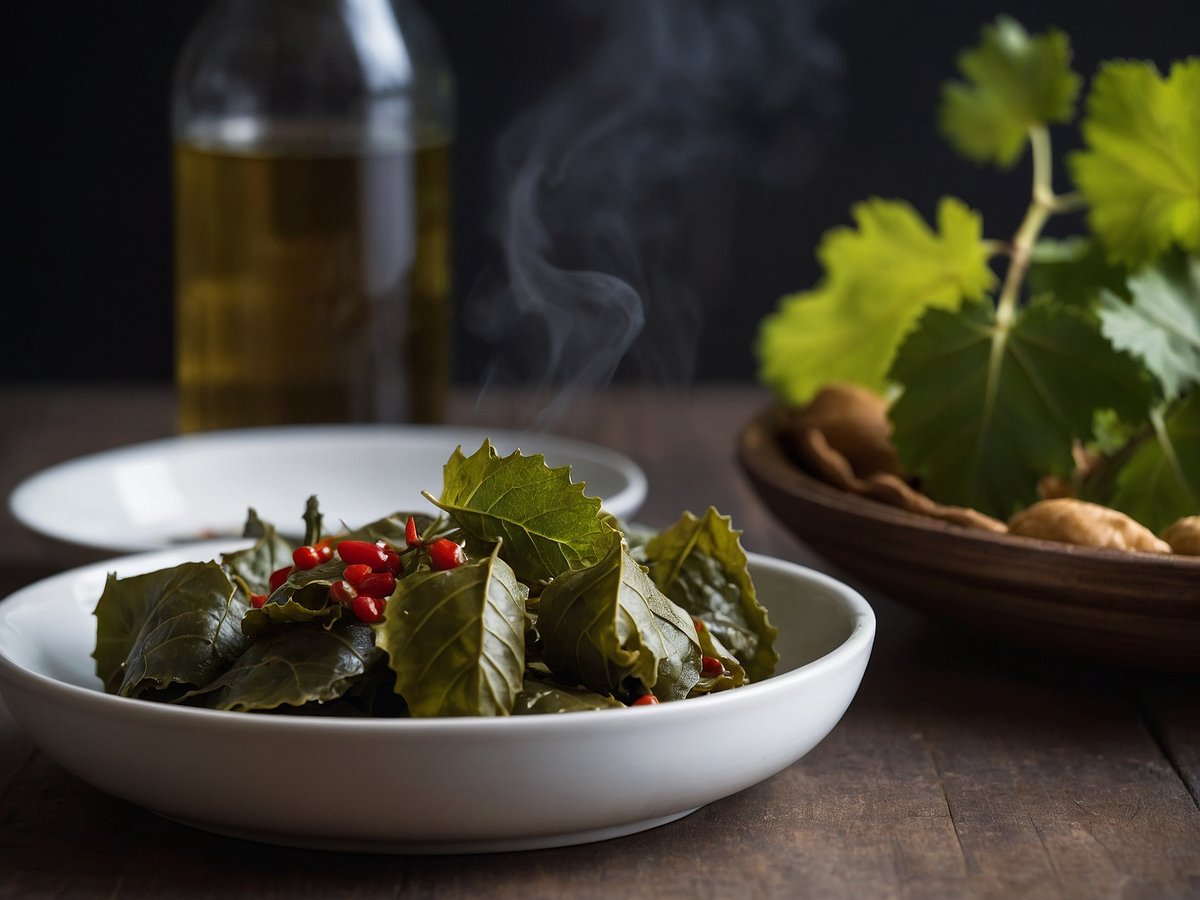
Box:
[784,383,899,478]
[1161,516,1200,556]
[1008,498,1171,553]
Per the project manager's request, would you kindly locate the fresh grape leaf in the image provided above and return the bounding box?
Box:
[889,299,1153,517]
[689,625,746,696]
[1028,237,1131,309]
[375,548,528,717]
[93,561,250,698]
[221,520,293,596]
[183,623,380,712]
[427,439,620,584]
[756,196,996,404]
[1099,254,1200,401]
[1069,59,1200,268]
[642,508,778,682]
[511,674,624,714]
[1106,396,1200,533]
[939,16,1081,167]
[240,558,346,638]
[537,541,701,702]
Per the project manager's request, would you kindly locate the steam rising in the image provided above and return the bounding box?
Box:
[468,0,841,424]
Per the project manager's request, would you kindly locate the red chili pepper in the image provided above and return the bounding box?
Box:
[249,593,268,609]
[328,579,358,606]
[342,563,373,587]
[691,616,707,633]
[314,536,336,562]
[405,515,420,547]
[336,540,391,571]
[382,547,403,575]
[356,572,396,598]
[630,693,659,706]
[292,545,322,570]
[428,538,465,571]
[352,593,386,624]
[701,655,724,678]
[269,566,293,592]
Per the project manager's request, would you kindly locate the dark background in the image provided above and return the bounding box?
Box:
[5,0,1196,388]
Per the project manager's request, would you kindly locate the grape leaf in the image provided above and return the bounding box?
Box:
[537,541,701,702]
[221,520,293,596]
[511,674,624,714]
[1069,58,1200,268]
[93,561,250,698]
[427,439,619,584]
[689,625,746,696]
[183,623,380,712]
[1099,254,1200,401]
[642,507,778,682]
[375,548,528,717]
[1028,237,1131,309]
[939,16,1081,168]
[1106,396,1200,533]
[756,196,995,404]
[240,558,346,638]
[889,299,1153,517]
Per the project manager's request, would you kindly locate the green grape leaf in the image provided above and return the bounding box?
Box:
[511,674,624,714]
[889,299,1153,517]
[221,520,293,597]
[689,625,746,696]
[1028,237,1131,309]
[427,439,619,584]
[1069,59,1200,268]
[376,548,528,717]
[939,16,1081,167]
[537,541,701,702]
[240,558,346,638]
[93,561,250,698]
[1099,255,1200,401]
[183,623,380,712]
[756,196,996,404]
[1107,396,1200,533]
[642,508,778,682]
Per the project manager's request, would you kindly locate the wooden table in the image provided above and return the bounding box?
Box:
[1,384,1197,898]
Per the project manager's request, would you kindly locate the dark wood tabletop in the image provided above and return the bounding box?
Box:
[1,383,1197,898]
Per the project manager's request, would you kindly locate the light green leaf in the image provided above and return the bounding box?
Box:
[690,625,746,696]
[642,508,778,682]
[756,197,995,404]
[537,541,701,702]
[428,440,620,584]
[1069,58,1200,268]
[889,299,1153,517]
[1099,255,1200,401]
[184,624,380,712]
[939,16,1081,167]
[1108,396,1200,533]
[376,548,528,717]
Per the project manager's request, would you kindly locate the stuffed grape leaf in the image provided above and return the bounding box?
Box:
[375,548,528,717]
[537,541,701,702]
[642,508,777,682]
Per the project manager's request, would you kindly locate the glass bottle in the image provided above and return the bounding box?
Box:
[172,0,453,431]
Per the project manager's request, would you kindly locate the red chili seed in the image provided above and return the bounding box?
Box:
[630,693,659,706]
[428,538,465,571]
[292,545,322,570]
[701,655,724,678]
[352,593,386,624]
[269,565,293,592]
[337,540,391,571]
[405,515,420,547]
[357,572,396,598]
[249,593,268,609]
[328,579,358,606]
[342,563,373,587]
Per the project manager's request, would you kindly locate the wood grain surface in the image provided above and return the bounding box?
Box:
[1,383,1197,899]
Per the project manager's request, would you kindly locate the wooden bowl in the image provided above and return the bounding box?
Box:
[737,409,1200,672]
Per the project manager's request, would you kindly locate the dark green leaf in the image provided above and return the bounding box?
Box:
[889,299,1154,517]
[240,559,346,638]
[427,440,620,584]
[537,541,701,702]
[1028,237,1131,309]
[643,508,778,682]
[1106,396,1200,533]
[93,561,250,698]
[511,674,624,714]
[222,522,293,596]
[375,548,528,717]
[184,623,380,712]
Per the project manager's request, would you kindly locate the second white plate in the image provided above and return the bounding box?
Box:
[9,425,648,554]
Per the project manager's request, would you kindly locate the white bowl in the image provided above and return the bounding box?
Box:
[0,541,874,853]
[8,425,648,554]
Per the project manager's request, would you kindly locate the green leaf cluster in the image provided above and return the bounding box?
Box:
[94,441,777,717]
[755,16,1200,531]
